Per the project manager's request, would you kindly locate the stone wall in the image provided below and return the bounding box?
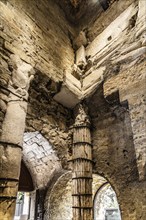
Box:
[0,0,146,219]
[91,103,143,219]
[25,71,73,169]
[78,0,146,177]
[25,6,146,214]
[0,0,75,82]
[44,172,72,220]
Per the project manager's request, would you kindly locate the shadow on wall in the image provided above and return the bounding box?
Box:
[87,85,139,186]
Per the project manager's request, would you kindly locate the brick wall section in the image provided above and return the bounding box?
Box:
[120,80,146,181]
[0,43,10,134]
[23,132,61,188]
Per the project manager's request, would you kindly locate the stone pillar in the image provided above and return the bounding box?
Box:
[0,55,34,220]
[71,104,93,220]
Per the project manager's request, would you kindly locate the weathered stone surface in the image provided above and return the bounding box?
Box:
[120,80,146,180]
[75,45,87,68]
[8,54,35,100]
[1,101,27,145]
[86,2,138,58]
[54,66,105,107]
[0,0,75,82]
[0,0,146,219]
[82,67,105,92]
[73,31,88,50]
[54,85,80,108]
[44,172,72,220]
[0,55,10,133]
[66,73,81,93]
[25,72,73,169]
[0,144,22,179]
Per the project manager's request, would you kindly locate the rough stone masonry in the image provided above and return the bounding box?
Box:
[0,0,146,220]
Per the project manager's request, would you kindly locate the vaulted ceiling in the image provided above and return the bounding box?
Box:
[55,0,110,24]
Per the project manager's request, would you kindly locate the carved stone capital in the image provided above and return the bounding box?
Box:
[74,104,90,126]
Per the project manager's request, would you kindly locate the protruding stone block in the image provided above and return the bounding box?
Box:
[75,45,87,68]
[54,85,80,109]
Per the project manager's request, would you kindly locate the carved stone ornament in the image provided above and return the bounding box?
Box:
[72,63,84,80]
[8,54,35,100]
[74,104,90,126]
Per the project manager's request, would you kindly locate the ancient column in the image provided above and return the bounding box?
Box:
[71,104,93,220]
[0,55,34,220]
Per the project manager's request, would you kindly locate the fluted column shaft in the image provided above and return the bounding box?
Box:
[72,105,93,220]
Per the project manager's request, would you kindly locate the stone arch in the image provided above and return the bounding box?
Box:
[44,172,115,220]
[22,131,62,188]
[93,182,121,220]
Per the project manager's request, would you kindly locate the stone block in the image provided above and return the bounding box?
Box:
[75,45,86,68]
[54,85,80,108]
[86,3,138,57]
[83,67,105,91]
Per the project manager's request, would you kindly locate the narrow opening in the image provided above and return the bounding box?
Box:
[14,192,30,220]
[99,0,109,11]
[14,161,35,220]
[94,183,121,220]
[107,36,112,41]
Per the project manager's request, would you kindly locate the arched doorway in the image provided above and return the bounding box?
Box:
[94,183,121,220]
[44,173,120,220]
[19,161,34,192]
[14,161,35,220]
